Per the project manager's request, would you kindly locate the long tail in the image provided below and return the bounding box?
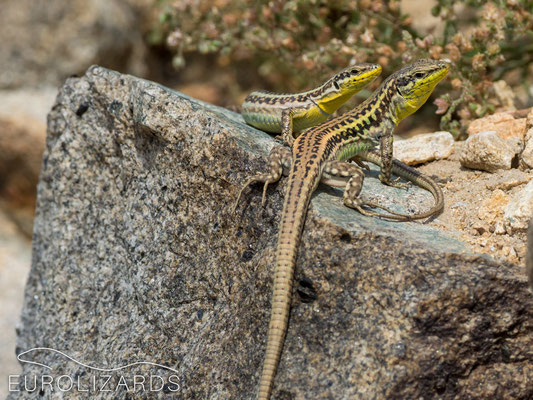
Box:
[359,151,444,221]
[258,171,318,400]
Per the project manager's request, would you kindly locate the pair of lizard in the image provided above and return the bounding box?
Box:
[234,59,449,400]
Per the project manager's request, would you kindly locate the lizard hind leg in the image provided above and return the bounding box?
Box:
[322,160,410,219]
[233,145,292,213]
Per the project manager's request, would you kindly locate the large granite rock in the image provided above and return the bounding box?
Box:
[10,66,533,399]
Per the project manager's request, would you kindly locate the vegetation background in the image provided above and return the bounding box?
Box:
[151,0,533,137]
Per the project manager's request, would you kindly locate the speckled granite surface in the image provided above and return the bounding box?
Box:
[10,66,533,399]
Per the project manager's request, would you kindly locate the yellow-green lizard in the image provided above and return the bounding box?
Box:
[241,63,382,146]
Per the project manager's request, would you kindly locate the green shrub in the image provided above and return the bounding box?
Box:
[151,0,533,137]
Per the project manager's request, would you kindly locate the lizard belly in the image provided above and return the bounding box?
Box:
[242,111,283,133]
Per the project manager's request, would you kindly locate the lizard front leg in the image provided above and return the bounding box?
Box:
[378,133,409,189]
[233,146,292,213]
[321,160,410,219]
[281,109,295,147]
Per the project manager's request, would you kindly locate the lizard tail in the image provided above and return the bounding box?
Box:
[390,158,444,219]
[257,174,317,400]
[360,151,444,221]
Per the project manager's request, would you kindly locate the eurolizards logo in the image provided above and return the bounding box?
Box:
[9,347,181,394]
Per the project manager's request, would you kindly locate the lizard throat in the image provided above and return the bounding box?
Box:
[310,98,332,118]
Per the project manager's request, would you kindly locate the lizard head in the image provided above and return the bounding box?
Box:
[313,63,382,114]
[389,59,449,122]
[329,63,383,94]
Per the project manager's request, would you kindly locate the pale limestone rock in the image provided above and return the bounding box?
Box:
[393,131,454,165]
[496,180,533,234]
[467,112,527,140]
[521,127,533,169]
[460,131,516,172]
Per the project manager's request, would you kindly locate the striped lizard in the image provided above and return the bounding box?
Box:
[235,59,449,399]
[241,64,444,221]
[241,63,382,146]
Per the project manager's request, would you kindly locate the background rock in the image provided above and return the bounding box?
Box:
[0,112,47,237]
[9,67,533,400]
[393,131,454,165]
[0,88,55,212]
[0,210,32,398]
[0,88,58,123]
[496,180,533,234]
[0,0,148,90]
[460,131,516,172]
[485,169,531,191]
[520,110,533,168]
[0,0,154,235]
[467,111,527,140]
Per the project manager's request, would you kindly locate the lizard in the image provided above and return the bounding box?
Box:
[241,63,382,147]
[240,64,443,221]
[234,59,449,399]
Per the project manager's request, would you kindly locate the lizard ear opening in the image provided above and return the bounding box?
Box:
[333,81,341,90]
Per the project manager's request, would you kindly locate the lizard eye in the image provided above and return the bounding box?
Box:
[415,72,425,78]
[333,81,340,90]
